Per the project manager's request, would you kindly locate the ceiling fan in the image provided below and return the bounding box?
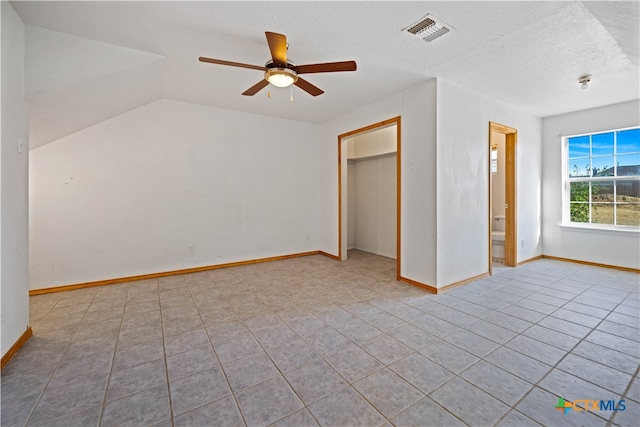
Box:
[199,31,357,97]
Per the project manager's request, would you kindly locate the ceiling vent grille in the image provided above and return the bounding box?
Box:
[404,14,452,43]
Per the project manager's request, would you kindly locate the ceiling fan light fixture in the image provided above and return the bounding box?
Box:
[265,67,298,88]
[200,31,354,96]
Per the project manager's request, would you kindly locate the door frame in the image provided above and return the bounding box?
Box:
[338,116,401,279]
[488,121,518,273]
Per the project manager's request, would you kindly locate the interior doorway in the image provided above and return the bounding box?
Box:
[338,117,401,279]
[489,122,517,273]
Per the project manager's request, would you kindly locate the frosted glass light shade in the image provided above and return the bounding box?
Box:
[265,68,298,88]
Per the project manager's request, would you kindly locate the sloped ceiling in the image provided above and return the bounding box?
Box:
[12,1,640,149]
[26,26,165,148]
[584,1,639,66]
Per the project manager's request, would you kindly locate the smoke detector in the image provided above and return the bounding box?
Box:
[578,74,592,90]
[404,14,454,43]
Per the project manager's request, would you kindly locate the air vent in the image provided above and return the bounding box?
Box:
[404,14,453,43]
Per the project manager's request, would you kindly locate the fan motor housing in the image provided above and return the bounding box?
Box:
[265,60,296,69]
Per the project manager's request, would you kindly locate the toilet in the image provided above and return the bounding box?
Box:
[492,215,506,260]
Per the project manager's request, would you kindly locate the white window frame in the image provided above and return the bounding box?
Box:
[562,126,640,231]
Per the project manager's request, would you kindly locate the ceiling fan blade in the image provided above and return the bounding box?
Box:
[242,79,269,96]
[295,61,357,74]
[199,57,266,71]
[265,32,288,67]
[294,77,324,96]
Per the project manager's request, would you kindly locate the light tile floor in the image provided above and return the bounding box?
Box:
[1,250,639,427]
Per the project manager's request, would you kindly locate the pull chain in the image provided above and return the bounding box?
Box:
[290,86,294,102]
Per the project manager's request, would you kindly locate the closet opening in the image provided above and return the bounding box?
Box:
[338,117,401,279]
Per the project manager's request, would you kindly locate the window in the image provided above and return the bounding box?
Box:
[566,127,640,227]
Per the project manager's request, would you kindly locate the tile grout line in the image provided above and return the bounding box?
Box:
[491,271,637,426]
[23,288,99,427]
[157,278,176,427]
[464,268,597,426]
[188,270,250,427]
[362,272,543,426]
[254,268,384,425]
[97,285,131,427]
[484,267,587,426]
[256,272,332,426]
[608,362,640,427]
[311,277,469,426]
[250,263,420,425]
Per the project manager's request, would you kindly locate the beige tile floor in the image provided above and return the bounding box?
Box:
[1,250,639,427]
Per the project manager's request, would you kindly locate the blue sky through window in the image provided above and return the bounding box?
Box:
[568,128,640,177]
[568,135,589,158]
[618,128,640,153]
[591,132,614,155]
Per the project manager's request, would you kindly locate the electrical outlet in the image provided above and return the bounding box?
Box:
[305,232,310,241]
[187,245,195,254]
[521,239,524,248]
[17,138,24,154]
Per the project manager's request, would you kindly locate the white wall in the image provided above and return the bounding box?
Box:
[322,79,438,287]
[351,126,397,158]
[436,80,542,288]
[351,153,397,259]
[542,100,640,269]
[29,99,323,289]
[347,160,355,249]
[1,2,30,356]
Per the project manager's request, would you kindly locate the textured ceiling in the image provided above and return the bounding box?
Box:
[11,1,640,149]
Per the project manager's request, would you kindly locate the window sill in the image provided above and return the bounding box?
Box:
[560,223,640,235]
